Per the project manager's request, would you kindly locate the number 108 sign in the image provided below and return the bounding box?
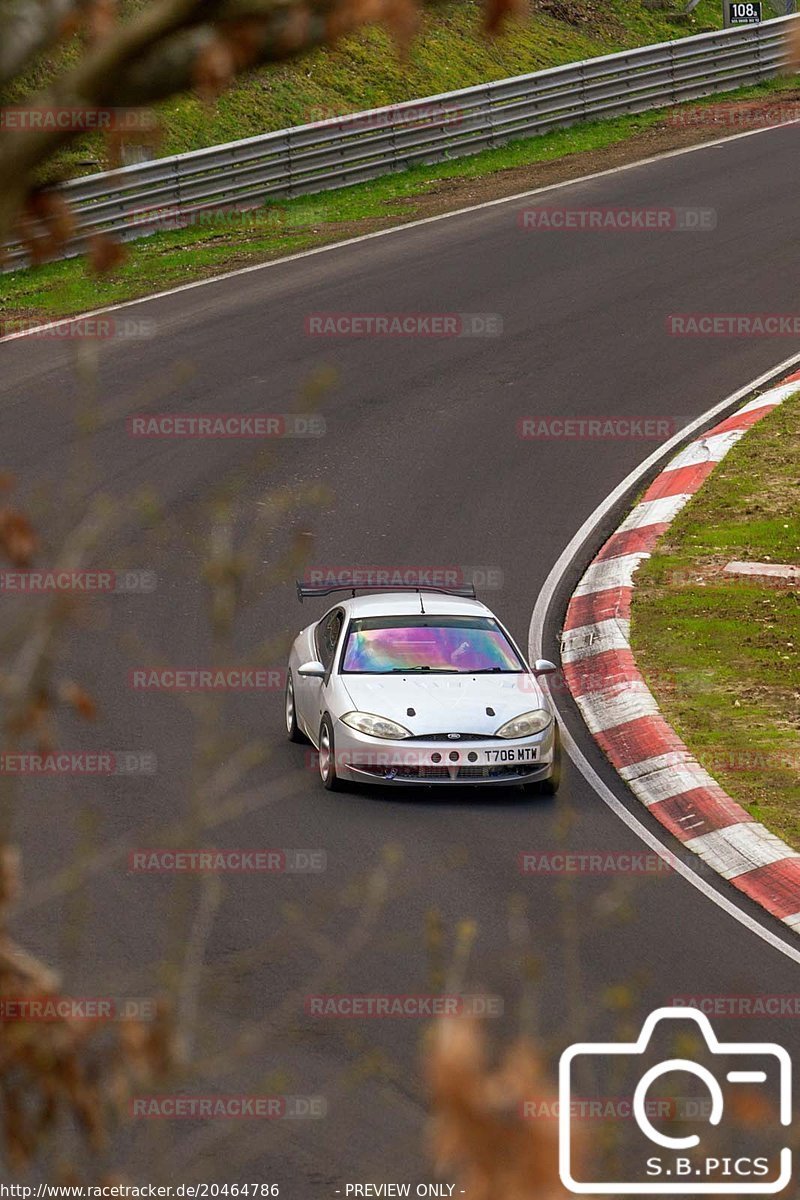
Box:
[726,1,762,22]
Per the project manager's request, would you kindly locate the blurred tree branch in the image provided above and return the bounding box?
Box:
[0,0,90,87]
[0,0,516,249]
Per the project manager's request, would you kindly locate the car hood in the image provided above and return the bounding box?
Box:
[339,673,547,736]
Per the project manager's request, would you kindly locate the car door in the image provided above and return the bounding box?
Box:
[302,607,344,741]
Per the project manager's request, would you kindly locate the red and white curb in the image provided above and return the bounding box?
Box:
[561,369,800,932]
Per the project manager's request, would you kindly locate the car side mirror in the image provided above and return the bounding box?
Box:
[532,659,558,675]
[298,660,326,679]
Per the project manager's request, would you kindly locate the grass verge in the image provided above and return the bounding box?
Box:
[1,76,797,325]
[8,0,724,176]
[631,390,800,849]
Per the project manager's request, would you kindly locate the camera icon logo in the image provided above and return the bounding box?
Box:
[559,1006,792,1194]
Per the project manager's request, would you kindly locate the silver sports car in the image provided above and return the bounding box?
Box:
[285,584,560,793]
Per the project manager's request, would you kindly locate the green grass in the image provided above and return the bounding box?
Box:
[0,106,663,319]
[151,0,722,157]
[5,0,725,178]
[631,392,800,848]
[2,74,795,323]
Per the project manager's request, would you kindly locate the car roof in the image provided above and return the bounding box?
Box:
[322,592,495,620]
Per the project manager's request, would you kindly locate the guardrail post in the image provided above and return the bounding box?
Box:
[760,20,769,79]
[483,84,494,150]
[173,156,184,223]
[389,111,398,172]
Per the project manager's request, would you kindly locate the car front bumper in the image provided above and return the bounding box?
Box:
[331,719,558,786]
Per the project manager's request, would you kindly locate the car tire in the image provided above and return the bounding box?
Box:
[285,671,307,744]
[318,715,341,791]
[520,726,561,796]
[536,725,561,795]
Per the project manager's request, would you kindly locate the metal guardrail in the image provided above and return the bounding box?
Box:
[2,15,797,270]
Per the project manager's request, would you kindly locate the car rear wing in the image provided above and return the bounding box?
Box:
[296,582,477,602]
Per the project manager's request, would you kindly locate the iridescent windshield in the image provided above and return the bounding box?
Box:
[340,617,524,674]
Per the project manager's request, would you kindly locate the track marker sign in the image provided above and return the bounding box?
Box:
[725,1,762,23]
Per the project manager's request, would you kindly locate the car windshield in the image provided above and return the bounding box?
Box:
[340,616,524,674]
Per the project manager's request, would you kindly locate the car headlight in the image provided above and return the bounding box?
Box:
[341,712,412,740]
[495,709,552,739]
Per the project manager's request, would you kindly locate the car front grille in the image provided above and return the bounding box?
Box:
[358,763,538,782]
[406,733,495,742]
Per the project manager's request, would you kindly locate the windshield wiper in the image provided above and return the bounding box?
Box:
[388,666,458,673]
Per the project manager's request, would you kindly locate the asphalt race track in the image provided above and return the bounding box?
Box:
[2,122,800,1188]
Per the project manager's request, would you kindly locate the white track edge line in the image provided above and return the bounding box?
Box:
[529,348,800,964]
[2,119,799,342]
[556,723,800,964]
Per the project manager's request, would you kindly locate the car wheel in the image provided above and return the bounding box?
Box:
[318,715,341,791]
[536,725,561,795]
[285,671,307,743]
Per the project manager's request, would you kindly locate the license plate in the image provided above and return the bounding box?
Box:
[484,747,538,764]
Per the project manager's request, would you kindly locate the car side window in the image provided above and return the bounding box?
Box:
[316,609,344,672]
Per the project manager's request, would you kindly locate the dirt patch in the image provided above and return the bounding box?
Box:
[531,0,603,25]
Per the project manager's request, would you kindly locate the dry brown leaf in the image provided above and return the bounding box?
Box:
[87,0,118,43]
[225,18,272,68]
[193,37,237,104]
[42,193,76,246]
[0,848,22,909]
[0,855,169,1169]
[729,1085,777,1126]
[0,507,39,567]
[17,191,76,265]
[275,5,313,53]
[427,1018,571,1200]
[13,208,42,265]
[59,681,99,721]
[485,0,526,34]
[789,18,800,70]
[57,8,84,40]
[87,231,127,275]
[382,0,420,52]
[326,0,386,40]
